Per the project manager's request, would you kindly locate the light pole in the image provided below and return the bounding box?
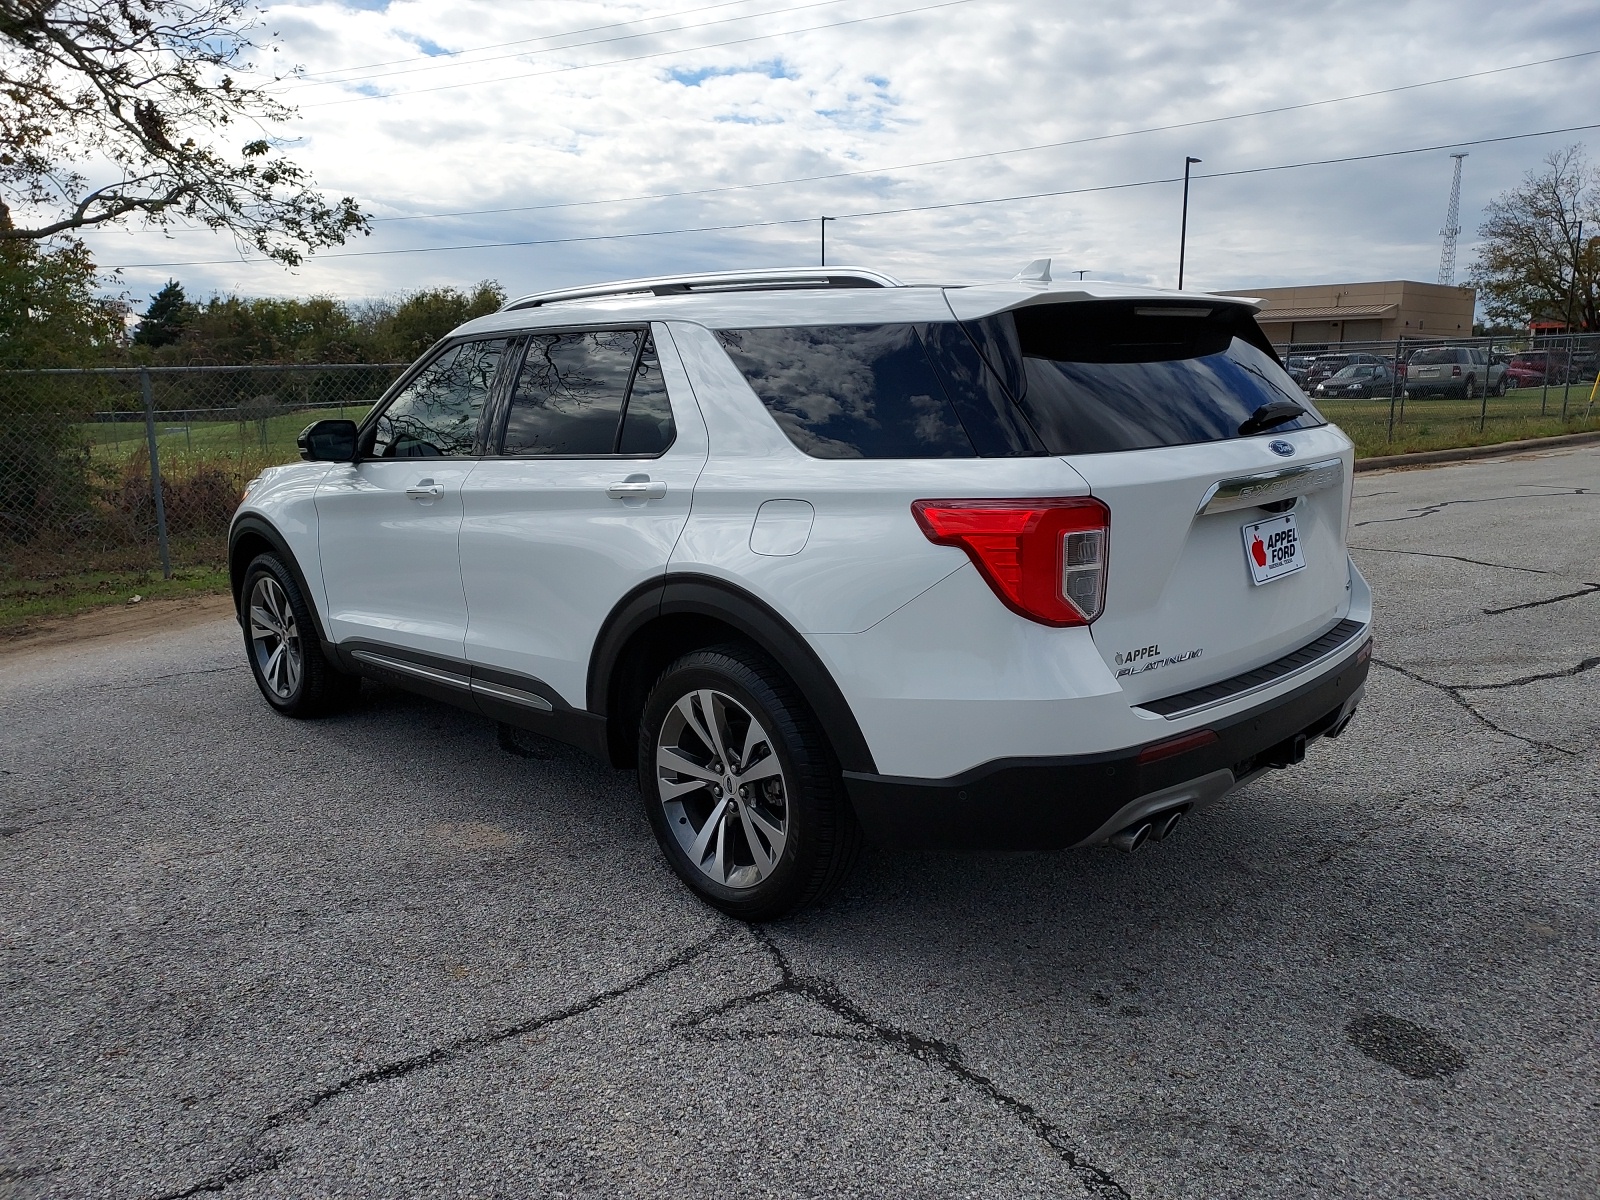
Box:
[820,216,836,267]
[1178,156,1202,290]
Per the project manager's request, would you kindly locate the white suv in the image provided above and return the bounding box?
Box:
[231,267,1373,918]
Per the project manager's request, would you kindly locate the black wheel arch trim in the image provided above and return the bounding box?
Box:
[228,514,331,647]
[588,573,878,775]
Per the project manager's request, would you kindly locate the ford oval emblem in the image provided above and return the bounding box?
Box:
[1269,440,1295,457]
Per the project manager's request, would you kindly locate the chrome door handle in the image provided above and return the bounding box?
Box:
[406,484,444,499]
[607,479,667,500]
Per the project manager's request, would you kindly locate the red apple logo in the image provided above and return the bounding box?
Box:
[1250,535,1268,568]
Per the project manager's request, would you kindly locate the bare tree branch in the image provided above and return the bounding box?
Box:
[0,0,368,264]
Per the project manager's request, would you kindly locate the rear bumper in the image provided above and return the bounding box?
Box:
[842,635,1371,851]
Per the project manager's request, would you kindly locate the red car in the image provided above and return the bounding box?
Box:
[1505,352,1570,388]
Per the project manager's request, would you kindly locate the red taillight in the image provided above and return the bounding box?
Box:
[1451,364,1462,377]
[911,497,1110,626]
[1138,728,1219,764]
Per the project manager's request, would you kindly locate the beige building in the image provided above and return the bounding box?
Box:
[1213,280,1477,347]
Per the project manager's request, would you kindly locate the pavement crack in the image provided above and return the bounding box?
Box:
[1481,584,1600,615]
[674,928,1130,1199]
[1352,488,1591,528]
[1371,657,1578,756]
[1457,655,1600,691]
[1348,544,1562,576]
[146,930,730,1200]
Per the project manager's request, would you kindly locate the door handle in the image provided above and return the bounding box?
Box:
[406,483,444,499]
[607,479,668,500]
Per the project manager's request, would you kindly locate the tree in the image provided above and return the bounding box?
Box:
[1470,145,1599,332]
[0,234,123,366]
[132,278,192,347]
[0,0,367,264]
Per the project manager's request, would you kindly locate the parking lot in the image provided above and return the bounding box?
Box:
[3,447,1597,1199]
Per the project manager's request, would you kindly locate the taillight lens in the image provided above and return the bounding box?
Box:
[1451,364,1462,377]
[911,497,1110,626]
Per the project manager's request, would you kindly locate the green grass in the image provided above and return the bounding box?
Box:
[1319,383,1600,458]
[84,405,369,471]
[0,563,231,638]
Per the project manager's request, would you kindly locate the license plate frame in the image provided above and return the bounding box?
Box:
[1242,513,1305,585]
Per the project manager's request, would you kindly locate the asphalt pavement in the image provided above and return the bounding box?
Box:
[3,445,1597,1199]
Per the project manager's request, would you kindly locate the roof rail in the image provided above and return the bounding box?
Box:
[500,266,903,311]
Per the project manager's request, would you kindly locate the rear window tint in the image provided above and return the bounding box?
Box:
[714,325,974,459]
[994,301,1324,455]
[1409,348,1463,365]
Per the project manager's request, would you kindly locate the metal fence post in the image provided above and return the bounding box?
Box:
[1387,337,1400,442]
[141,367,173,579]
[1478,338,1490,433]
[1561,335,1573,421]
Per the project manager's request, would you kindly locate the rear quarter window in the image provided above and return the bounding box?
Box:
[714,325,975,459]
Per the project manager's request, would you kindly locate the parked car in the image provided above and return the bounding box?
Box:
[1505,351,1571,388]
[1313,362,1394,399]
[1284,354,1317,388]
[1304,352,1384,391]
[1404,346,1506,398]
[231,267,1372,918]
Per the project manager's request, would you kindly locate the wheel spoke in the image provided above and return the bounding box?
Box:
[737,753,783,784]
[263,643,286,694]
[657,745,720,785]
[743,802,786,859]
[711,808,729,881]
[738,805,774,874]
[249,604,279,639]
[696,689,732,763]
[658,775,709,802]
[283,644,302,694]
[687,796,730,865]
[737,718,767,771]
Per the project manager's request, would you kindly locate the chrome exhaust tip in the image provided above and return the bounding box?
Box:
[1148,809,1184,842]
[1108,822,1153,853]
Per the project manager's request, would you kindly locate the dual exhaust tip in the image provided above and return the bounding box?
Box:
[1108,806,1186,853]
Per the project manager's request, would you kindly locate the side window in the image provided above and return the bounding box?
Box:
[372,339,505,458]
[714,324,975,459]
[501,329,674,456]
[618,333,677,454]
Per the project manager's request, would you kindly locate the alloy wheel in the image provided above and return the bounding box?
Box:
[655,688,789,889]
[248,574,303,701]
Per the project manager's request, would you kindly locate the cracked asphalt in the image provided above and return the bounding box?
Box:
[4,446,1598,1199]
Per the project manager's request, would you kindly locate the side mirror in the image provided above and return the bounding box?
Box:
[298,419,359,462]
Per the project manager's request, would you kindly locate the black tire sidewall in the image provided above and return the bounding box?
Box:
[638,651,828,918]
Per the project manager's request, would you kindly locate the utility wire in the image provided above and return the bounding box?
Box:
[100,121,1600,270]
[300,0,984,107]
[283,0,856,90]
[356,47,1600,223]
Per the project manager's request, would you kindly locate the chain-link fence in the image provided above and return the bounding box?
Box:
[1274,332,1600,457]
[0,364,405,589]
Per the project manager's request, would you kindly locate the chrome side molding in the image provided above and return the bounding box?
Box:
[1196,458,1344,515]
[469,677,555,712]
[349,649,555,712]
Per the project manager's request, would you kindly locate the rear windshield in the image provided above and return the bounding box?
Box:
[998,301,1324,455]
[1409,348,1461,365]
[713,300,1320,459]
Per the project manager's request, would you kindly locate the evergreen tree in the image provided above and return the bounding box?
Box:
[133,280,195,348]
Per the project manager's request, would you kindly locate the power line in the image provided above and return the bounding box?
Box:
[300,0,985,107]
[352,48,1600,223]
[100,121,1600,271]
[282,0,856,91]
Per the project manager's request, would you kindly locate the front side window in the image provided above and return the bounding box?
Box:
[372,339,506,458]
[714,324,975,459]
[502,329,675,456]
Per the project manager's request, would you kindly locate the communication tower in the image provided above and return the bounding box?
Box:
[1437,153,1467,286]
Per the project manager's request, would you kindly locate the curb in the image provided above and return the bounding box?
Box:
[1355,428,1600,473]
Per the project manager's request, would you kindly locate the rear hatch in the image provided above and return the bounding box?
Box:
[947,295,1354,705]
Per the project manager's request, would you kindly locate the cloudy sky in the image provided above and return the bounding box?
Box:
[82,0,1600,307]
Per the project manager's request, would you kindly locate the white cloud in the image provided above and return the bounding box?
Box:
[84,0,1600,309]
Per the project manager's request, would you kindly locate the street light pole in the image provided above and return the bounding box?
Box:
[1178,156,1202,290]
[820,216,836,267]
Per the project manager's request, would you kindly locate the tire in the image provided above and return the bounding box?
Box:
[240,552,359,717]
[1463,376,1476,400]
[638,643,862,920]
[1496,376,1509,396]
